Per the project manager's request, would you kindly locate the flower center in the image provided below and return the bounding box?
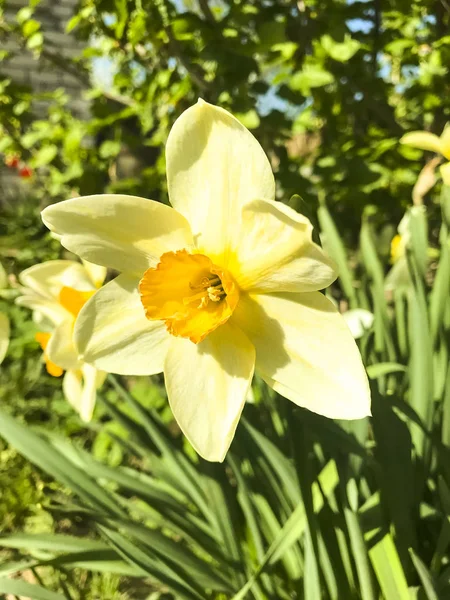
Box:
[139,249,239,343]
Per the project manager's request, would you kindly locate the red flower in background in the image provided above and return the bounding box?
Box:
[18,166,33,179]
[4,155,20,169]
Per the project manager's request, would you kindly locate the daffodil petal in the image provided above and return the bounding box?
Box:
[440,162,450,185]
[81,260,107,288]
[63,369,83,415]
[42,195,194,275]
[0,312,10,364]
[47,318,80,371]
[229,198,337,292]
[19,260,95,301]
[74,274,170,375]
[233,292,371,419]
[400,131,443,154]
[164,322,255,462]
[166,99,275,260]
[63,365,104,422]
[16,295,69,326]
[439,126,450,159]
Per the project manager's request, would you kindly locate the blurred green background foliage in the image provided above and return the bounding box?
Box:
[1,0,449,229]
[0,0,450,599]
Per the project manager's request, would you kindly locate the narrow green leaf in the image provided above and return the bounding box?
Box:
[407,273,434,452]
[228,454,276,596]
[394,289,408,359]
[366,363,407,379]
[366,529,410,600]
[409,548,439,600]
[409,206,428,279]
[304,528,321,600]
[243,419,301,506]
[429,233,450,342]
[344,505,375,600]
[253,494,302,580]
[371,392,416,565]
[317,199,357,304]
[0,533,106,552]
[0,579,66,600]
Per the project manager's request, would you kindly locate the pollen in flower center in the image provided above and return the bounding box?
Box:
[139,249,239,344]
[184,274,226,308]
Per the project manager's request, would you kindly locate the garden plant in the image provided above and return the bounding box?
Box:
[0,1,449,599]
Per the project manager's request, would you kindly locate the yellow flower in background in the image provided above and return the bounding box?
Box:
[16,260,107,421]
[400,125,450,184]
[0,312,9,365]
[42,100,371,462]
[385,207,427,293]
[0,262,10,365]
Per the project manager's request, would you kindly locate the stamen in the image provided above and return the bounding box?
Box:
[185,273,226,308]
[189,276,221,291]
[207,286,225,302]
[183,290,209,306]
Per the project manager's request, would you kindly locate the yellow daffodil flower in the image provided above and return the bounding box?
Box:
[16,259,107,421]
[41,100,371,461]
[400,125,450,184]
[0,262,10,365]
[385,206,427,293]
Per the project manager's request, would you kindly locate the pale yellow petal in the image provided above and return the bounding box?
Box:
[439,125,450,159]
[166,99,275,261]
[228,198,337,292]
[63,364,104,422]
[63,369,83,415]
[74,274,170,375]
[233,292,371,419]
[19,260,95,301]
[440,162,450,184]
[0,313,10,364]
[82,260,107,288]
[46,318,80,371]
[42,195,194,275]
[400,131,443,154]
[164,322,255,462]
[16,294,68,326]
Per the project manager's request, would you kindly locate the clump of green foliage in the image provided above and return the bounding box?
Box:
[1,0,450,227]
[0,1,449,599]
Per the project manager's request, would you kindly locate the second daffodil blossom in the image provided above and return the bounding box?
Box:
[400,125,450,184]
[16,259,107,421]
[42,100,371,462]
